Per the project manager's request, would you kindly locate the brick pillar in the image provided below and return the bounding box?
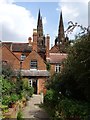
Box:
[46,34,50,62]
[33,29,37,52]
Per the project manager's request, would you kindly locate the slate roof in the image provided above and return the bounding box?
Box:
[49,53,67,63]
[15,70,49,77]
[2,42,12,49]
[2,42,32,52]
[12,43,32,52]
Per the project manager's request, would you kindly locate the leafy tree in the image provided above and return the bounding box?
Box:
[2,63,14,80]
[16,72,23,95]
[61,33,90,101]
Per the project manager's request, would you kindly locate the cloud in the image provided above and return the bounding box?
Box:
[60,0,89,3]
[0,0,36,42]
[56,1,88,39]
[0,0,14,4]
[57,4,79,21]
[43,17,47,25]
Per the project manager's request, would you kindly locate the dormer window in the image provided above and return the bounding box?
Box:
[30,60,37,69]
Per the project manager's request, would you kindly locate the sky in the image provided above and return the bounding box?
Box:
[0,0,89,46]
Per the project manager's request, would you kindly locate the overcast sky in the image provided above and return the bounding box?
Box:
[0,0,89,46]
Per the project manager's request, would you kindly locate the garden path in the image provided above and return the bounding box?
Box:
[22,94,50,120]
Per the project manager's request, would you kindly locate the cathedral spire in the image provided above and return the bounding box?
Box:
[37,9,43,37]
[37,9,41,25]
[58,11,65,44]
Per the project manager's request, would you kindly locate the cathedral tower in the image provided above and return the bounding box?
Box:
[37,9,46,60]
[54,11,69,53]
[37,9,45,48]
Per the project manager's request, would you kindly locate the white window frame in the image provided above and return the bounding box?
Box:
[30,60,37,69]
[55,64,61,73]
[29,79,32,87]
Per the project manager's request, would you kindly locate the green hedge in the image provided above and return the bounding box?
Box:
[44,90,88,120]
[57,98,88,120]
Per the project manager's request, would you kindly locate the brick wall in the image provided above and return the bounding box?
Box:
[50,64,55,75]
[22,50,46,70]
[37,78,47,94]
[2,45,20,70]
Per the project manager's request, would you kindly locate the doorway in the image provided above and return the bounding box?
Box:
[29,79,37,94]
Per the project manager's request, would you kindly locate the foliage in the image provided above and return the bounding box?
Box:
[22,78,34,97]
[44,89,55,105]
[17,110,23,120]
[27,87,34,97]
[22,78,29,90]
[1,63,34,110]
[61,34,90,101]
[2,95,11,106]
[44,33,89,120]
[2,63,14,80]
[0,76,2,102]
[16,72,23,95]
[46,62,51,71]
[10,93,19,103]
[2,78,12,95]
[57,98,88,120]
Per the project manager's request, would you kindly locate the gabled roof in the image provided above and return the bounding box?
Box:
[2,44,20,61]
[25,50,46,64]
[49,45,60,53]
[22,50,46,70]
[50,44,68,53]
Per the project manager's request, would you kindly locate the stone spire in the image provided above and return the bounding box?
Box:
[37,9,43,38]
[58,11,65,44]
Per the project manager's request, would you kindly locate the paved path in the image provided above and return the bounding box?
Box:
[22,94,50,120]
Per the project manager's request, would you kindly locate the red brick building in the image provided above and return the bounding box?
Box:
[1,10,69,94]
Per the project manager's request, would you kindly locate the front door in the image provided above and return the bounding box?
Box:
[33,79,37,94]
[29,79,37,94]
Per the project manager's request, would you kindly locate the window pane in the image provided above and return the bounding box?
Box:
[30,60,37,69]
[55,64,61,73]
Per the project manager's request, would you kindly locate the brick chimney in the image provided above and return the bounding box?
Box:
[33,29,37,52]
[28,37,32,44]
[46,34,50,62]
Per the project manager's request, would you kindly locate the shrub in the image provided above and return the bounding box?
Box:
[17,110,23,120]
[57,98,88,120]
[10,93,19,103]
[44,89,55,105]
[27,87,34,97]
[2,96,11,106]
[22,78,29,90]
